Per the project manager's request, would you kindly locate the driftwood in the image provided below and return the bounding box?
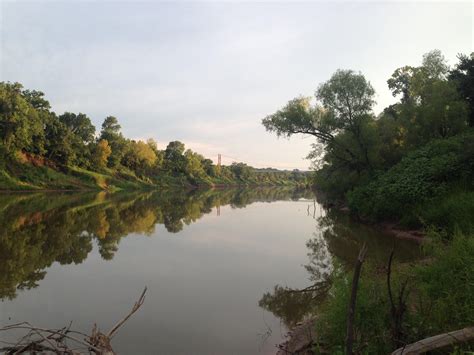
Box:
[0,287,147,354]
[391,326,474,354]
[345,243,368,355]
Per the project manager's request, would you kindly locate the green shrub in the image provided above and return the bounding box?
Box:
[412,232,474,337]
[417,189,474,235]
[316,266,392,353]
[348,132,474,223]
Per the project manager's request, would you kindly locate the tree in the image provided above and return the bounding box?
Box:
[201,158,217,177]
[0,82,45,155]
[184,149,206,179]
[449,52,474,127]
[388,50,449,105]
[263,70,377,174]
[387,50,468,148]
[387,66,417,104]
[164,141,186,174]
[316,69,375,133]
[100,116,127,168]
[421,49,449,80]
[92,139,112,169]
[22,89,51,111]
[100,116,121,138]
[262,96,335,144]
[58,112,95,144]
[121,140,157,175]
[44,116,76,166]
[230,162,253,180]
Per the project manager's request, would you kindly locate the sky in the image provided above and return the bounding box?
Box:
[0,1,472,170]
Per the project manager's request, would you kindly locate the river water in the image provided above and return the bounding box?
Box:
[0,188,419,354]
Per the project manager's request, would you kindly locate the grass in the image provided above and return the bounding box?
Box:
[0,160,151,191]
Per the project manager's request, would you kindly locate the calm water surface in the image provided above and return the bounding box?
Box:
[0,188,419,354]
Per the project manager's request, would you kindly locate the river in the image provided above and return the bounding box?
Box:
[0,188,419,354]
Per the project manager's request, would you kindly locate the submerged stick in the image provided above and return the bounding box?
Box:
[0,286,148,354]
[107,286,147,339]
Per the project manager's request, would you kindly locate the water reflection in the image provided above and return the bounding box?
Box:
[258,205,420,329]
[0,187,312,300]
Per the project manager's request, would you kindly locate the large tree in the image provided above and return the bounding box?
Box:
[0,82,45,155]
[164,141,186,174]
[99,116,127,168]
[262,69,377,172]
[386,50,468,148]
[58,112,95,144]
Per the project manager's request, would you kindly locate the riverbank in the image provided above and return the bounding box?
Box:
[0,161,307,192]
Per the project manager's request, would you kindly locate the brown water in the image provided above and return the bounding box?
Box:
[0,188,419,354]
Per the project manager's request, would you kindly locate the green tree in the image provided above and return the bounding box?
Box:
[58,112,95,144]
[262,70,378,193]
[22,89,51,111]
[0,82,45,155]
[164,141,186,174]
[121,140,157,175]
[230,162,253,180]
[100,116,127,168]
[387,50,468,149]
[184,149,206,179]
[449,52,474,127]
[44,116,76,166]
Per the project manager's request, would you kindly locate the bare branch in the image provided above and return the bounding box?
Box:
[107,286,147,339]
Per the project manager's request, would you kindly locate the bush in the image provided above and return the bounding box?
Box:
[418,189,474,235]
[348,131,474,223]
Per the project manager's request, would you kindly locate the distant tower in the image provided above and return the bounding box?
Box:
[218,154,221,167]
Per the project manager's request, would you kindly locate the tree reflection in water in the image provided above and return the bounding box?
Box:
[0,187,312,300]
[259,204,421,329]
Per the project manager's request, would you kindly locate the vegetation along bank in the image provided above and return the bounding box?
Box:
[261,50,474,352]
[0,84,308,191]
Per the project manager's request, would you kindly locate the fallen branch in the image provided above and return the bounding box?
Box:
[391,326,474,354]
[0,287,148,354]
[107,286,147,339]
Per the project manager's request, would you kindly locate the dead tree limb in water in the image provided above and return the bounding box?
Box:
[0,287,147,354]
[391,326,474,354]
[345,243,368,355]
[107,286,147,339]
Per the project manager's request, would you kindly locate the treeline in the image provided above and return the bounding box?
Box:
[263,50,474,233]
[0,84,307,190]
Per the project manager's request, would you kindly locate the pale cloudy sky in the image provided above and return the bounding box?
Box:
[1,1,472,169]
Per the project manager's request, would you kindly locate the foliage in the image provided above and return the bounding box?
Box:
[316,267,391,353]
[262,50,474,231]
[449,52,474,127]
[418,189,474,235]
[122,140,157,176]
[92,139,112,169]
[413,232,474,335]
[347,132,474,223]
[0,82,45,155]
[58,112,95,144]
[0,82,306,190]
